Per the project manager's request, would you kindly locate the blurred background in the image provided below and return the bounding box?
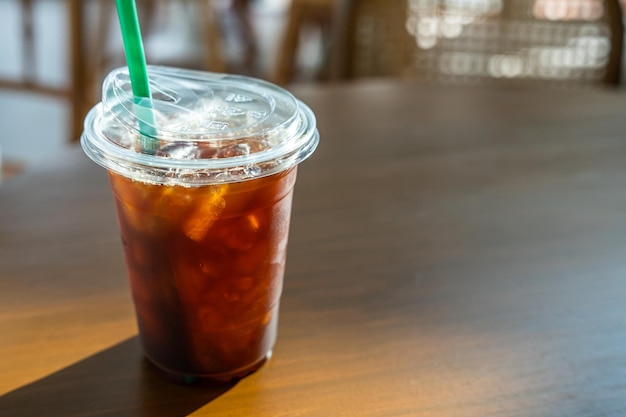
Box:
[1,0,625,178]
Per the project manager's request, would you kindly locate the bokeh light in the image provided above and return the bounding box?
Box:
[405,0,612,83]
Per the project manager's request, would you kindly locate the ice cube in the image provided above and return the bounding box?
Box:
[219,214,262,251]
[235,276,254,291]
[191,264,214,292]
[156,142,199,159]
[217,143,250,158]
[225,93,253,103]
[182,185,228,241]
[236,240,270,275]
[118,201,157,235]
[197,305,222,332]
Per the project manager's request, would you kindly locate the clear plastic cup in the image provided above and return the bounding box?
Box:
[81,66,318,382]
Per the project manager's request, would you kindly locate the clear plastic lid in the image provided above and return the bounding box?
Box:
[81,66,319,186]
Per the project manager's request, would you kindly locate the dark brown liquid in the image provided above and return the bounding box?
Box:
[109,168,297,380]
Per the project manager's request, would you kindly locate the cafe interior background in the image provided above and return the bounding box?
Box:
[0,0,624,180]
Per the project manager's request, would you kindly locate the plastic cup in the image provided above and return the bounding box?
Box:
[81,66,318,382]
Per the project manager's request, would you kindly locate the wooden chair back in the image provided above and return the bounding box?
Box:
[330,0,623,87]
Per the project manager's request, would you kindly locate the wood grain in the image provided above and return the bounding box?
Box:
[3,81,626,416]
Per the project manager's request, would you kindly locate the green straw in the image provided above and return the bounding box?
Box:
[115,0,157,152]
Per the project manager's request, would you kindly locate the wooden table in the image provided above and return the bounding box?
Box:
[3,80,626,416]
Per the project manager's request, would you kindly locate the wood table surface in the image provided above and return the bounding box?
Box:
[3,80,626,416]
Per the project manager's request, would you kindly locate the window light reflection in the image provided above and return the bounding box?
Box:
[532,0,604,21]
[405,0,612,82]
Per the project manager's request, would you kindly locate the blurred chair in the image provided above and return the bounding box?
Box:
[329,0,623,87]
[0,0,229,148]
[330,0,412,80]
[0,158,23,182]
[93,0,227,86]
[274,0,336,84]
[0,0,89,143]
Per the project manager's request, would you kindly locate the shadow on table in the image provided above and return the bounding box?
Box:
[0,336,236,417]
